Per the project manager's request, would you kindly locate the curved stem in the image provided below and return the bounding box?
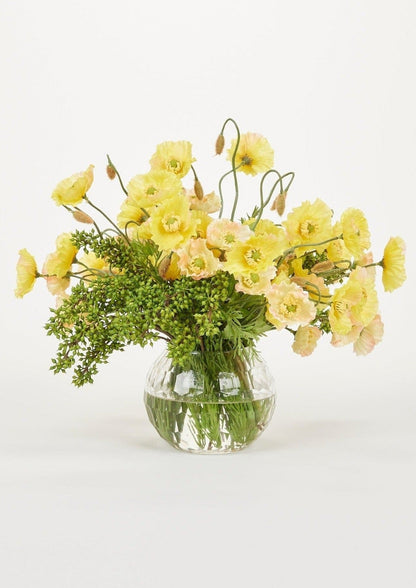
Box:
[84,196,129,243]
[106,154,128,195]
[217,118,241,220]
[275,236,342,271]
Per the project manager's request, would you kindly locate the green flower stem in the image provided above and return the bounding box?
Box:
[67,272,94,283]
[63,204,103,237]
[218,164,243,218]
[275,235,342,271]
[106,154,128,196]
[252,170,295,230]
[84,196,129,243]
[218,118,241,220]
[191,165,199,181]
[361,261,383,269]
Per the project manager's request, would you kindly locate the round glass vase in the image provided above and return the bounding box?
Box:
[144,348,276,454]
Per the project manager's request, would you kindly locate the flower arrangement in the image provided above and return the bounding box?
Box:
[16,118,406,391]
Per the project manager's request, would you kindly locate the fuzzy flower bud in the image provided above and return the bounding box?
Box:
[193,179,204,201]
[158,255,172,280]
[215,134,225,155]
[310,260,334,274]
[72,210,94,224]
[271,191,287,216]
[106,164,116,180]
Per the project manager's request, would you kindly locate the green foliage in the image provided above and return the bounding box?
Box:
[46,236,272,386]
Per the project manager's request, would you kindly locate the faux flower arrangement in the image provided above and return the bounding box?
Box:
[16,118,406,392]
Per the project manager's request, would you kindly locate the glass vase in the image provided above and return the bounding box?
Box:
[144,348,276,454]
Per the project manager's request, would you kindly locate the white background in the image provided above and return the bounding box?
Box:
[1,0,415,586]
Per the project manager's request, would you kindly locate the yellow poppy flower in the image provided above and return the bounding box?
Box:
[117,199,148,231]
[150,141,195,179]
[44,233,78,279]
[227,132,274,176]
[223,233,280,276]
[15,249,38,298]
[329,279,362,335]
[340,208,370,258]
[147,195,198,250]
[349,267,378,327]
[234,266,276,295]
[329,268,377,335]
[382,237,406,292]
[51,164,94,206]
[127,170,183,209]
[283,199,333,256]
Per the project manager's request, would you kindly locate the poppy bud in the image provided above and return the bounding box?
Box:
[194,179,204,200]
[310,261,334,274]
[215,134,225,155]
[271,191,287,216]
[106,164,116,180]
[72,210,94,224]
[158,255,172,280]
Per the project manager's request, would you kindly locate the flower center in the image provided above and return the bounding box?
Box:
[224,233,235,245]
[191,257,206,271]
[334,300,348,315]
[300,220,318,238]
[245,248,262,266]
[241,155,253,166]
[163,216,180,232]
[146,186,157,196]
[168,159,181,172]
[241,273,260,288]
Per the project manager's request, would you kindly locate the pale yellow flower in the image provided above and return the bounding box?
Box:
[265,280,316,330]
[15,249,38,298]
[330,325,361,348]
[348,267,378,327]
[283,199,333,255]
[147,195,198,250]
[353,314,384,355]
[224,233,280,276]
[176,238,220,280]
[331,314,384,355]
[356,251,376,278]
[340,208,371,258]
[382,236,406,292]
[235,266,276,295]
[127,170,183,209]
[117,198,148,230]
[51,164,94,206]
[207,219,252,252]
[227,132,274,176]
[292,325,322,357]
[45,275,71,296]
[188,189,221,214]
[252,219,290,257]
[326,228,351,266]
[192,210,212,239]
[150,141,195,179]
[329,268,377,335]
[328,279,362,335]
[44,233,78,279]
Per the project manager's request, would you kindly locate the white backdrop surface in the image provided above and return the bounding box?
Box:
[1,1,415,587]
